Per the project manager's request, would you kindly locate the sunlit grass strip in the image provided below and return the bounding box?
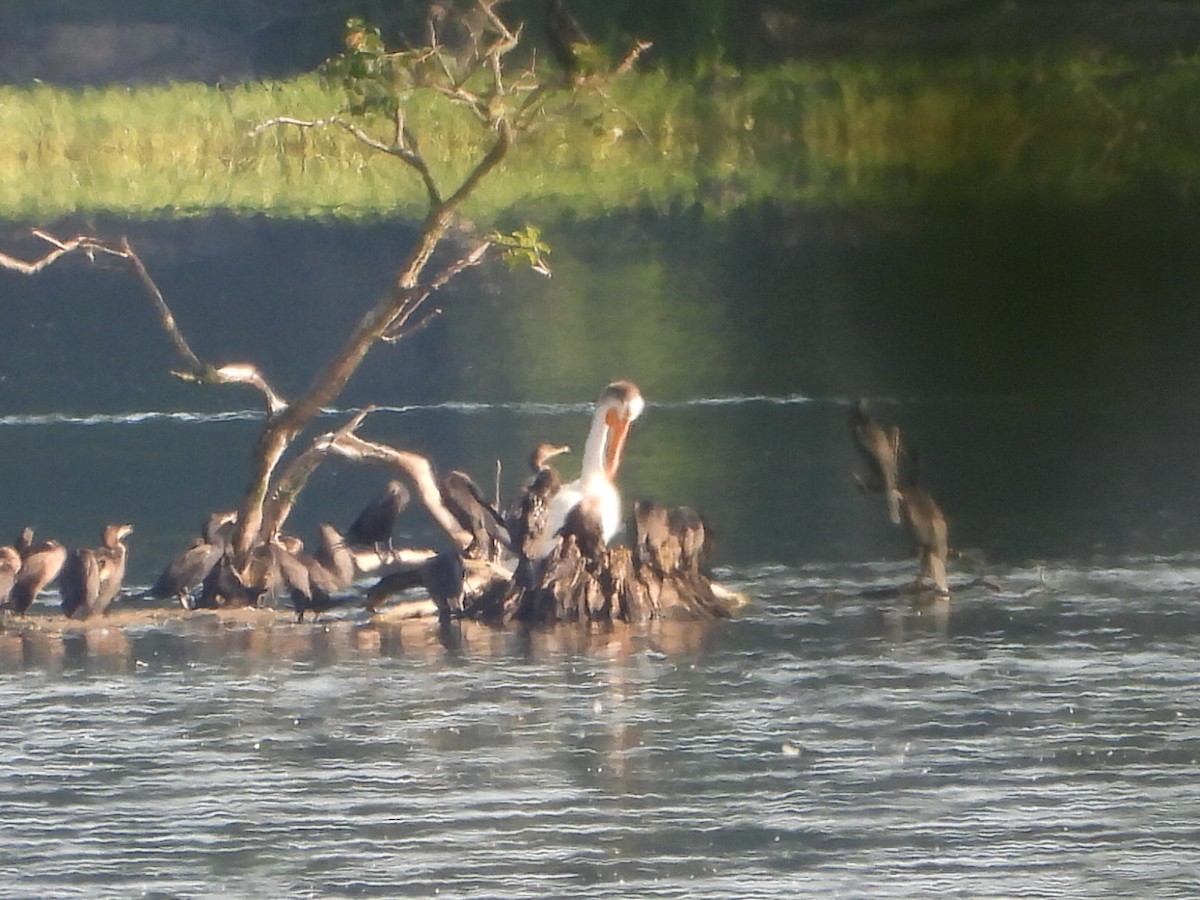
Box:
[3,54,1200,221]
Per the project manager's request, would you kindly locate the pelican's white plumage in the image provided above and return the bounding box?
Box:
[528,381,644,559]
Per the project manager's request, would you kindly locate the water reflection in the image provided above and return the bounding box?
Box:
[0,552,1173,674]
[0,603,732,673]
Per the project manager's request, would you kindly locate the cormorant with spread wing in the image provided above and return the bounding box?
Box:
[850,399,902,525]
[60,524,133,620]
[5,527,67,615]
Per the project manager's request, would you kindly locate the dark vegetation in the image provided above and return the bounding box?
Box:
[5,1,1200,86]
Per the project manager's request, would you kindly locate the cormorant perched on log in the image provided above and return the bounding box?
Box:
[506,443,569,557]
[363,550,501,620]
[0,545,22,610]
[632,501,728,619]
[148,511,236,608]
[275,524,357,622]
[364,566,424,615]
[60,523,133,620]
[345,480,410,555]
[6,527,67,615]
[850,399,902,525]
[149,538,225,609]
[669,505,712,578]
[202,510,237,550]
[441,470,510,561]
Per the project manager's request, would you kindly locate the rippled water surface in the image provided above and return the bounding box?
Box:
[5,210,1200,897]
[2,558,1200,898]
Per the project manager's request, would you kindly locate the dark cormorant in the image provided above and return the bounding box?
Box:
[60,523,133,619]
[151,511,237,609]
[59,550,101,620]
[896,448,950,595]
[440,470,510,561]
[149,538,224,608]
[276,524,357,622]
[850,399,902,525]
[345,480,410,555]
[421,551,467,621]
[202,510,237,550]
[7,527,67,615]
[632,500,727,619]
[362,551,478,619]
[668,506,711,578]
[506,442,570,562]
[195,553,258,610]
[633,499,677,572]
[364,567,425,615]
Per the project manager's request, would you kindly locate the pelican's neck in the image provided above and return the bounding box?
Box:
[580,406,612,483]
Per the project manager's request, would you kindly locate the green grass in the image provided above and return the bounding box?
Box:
[4,53,1200,221]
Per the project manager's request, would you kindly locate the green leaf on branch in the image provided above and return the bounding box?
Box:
[487,225,553,277]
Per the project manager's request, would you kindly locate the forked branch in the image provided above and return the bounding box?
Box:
[1,230,286,417]
[250,115,442,205]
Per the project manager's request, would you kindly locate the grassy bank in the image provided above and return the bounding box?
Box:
[3,53,1200,221]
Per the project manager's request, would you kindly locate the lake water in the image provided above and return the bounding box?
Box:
[2,205,1200,897]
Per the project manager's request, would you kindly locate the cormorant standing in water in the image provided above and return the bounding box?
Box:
[345,480,410,555]
[850,399,902,525]
[60,524,133,620]
[896,449,950,595]
[6,527,67,615]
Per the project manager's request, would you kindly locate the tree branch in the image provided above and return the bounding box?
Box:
[326,431,473,550]
[119,237,204,373]
[258,406,376,541]
[382,239,492,341]
[172,363,288,416]
[251,115,443,206]
[0,231,121,275]
[2,229,288,419]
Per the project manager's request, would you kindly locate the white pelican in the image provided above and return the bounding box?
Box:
[528,380,644,560]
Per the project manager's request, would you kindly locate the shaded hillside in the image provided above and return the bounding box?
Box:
[4,1,1200,85]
